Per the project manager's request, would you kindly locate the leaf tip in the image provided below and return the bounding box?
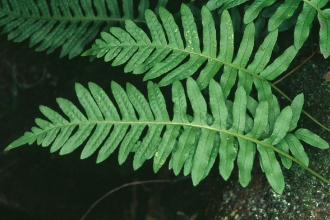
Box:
[4,145,13,151]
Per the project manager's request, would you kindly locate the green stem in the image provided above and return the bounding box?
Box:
[271,84,330,133]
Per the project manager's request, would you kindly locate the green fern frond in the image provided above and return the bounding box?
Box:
[83,3,306,134]
[6,78,329,194]
[84,4,291,94]
[205,0,330,57]
[83,2,308,110]
[0,0,167,58]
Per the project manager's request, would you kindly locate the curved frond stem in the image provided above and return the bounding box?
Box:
[300,110,330,133]
[11,113,330,184]
[272,49,317,85]
[271,83,330,133]
[270,49,330,132]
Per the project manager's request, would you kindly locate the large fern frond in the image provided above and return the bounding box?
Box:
[0,0,167,58]
[5,78,328,194]
[83,3,299,97]
[205,0,330,57]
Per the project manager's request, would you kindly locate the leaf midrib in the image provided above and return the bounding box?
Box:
[35,118,291,161]
[32,117,327,182]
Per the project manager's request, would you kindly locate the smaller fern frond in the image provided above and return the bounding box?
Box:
[205,0,330,58]
[0,0,167,58]
[85,3,293,96]
[6,78,329,194]
[253,0,330,57]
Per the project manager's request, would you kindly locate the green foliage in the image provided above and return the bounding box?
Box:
[0,0,168,58]
[206,0,330,57]
[5,78,328,194]
[83,4,287,97]
[3,0,330,194]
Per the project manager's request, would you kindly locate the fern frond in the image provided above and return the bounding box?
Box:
[0,0,167,58]
[85,4,291,94]
[205,0,330,58]
[260,0,330,57]
[6,78,329,194]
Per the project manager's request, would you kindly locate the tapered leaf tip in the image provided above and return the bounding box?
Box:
[274,186,284,194]
[144,8,153,16]
[5,131,34,151]
[88,82,97,88]
[291,93,304,103]
[201,5,211,14]
[81,49,92,57]
[110,81,123,93]
[55,97,65,105]
[4,144,15,151]
[158,6,168,16]
[192,179,200,186]
[126,82,134,89]
[59,147,71,156]
[297,93,304,99]
[111,81,120,88]
[74,82,84,91]
[96,154,106,164]
[186,77,196,86]
[295,128,329,149]
[172,80,183,89]
[180,3,189,10]
[39,105,47,112]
